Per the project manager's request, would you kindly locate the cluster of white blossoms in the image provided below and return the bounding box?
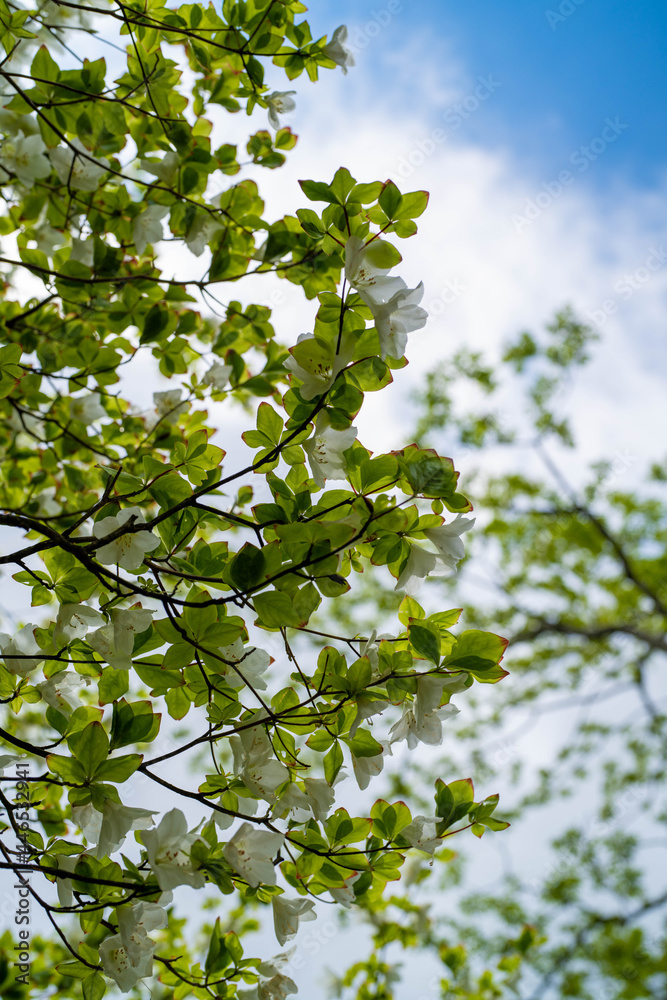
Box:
[0,624,42,676]
[69,392,106,424]
[87,606,155,670]
[389,674,466,749]
[0,130,51,187]
[395,514,476,596]
[100,899,169,993]
[303,413,358,488]
[284,333,354,401]
[202,360,233,391]
[344,235,429,361]
[92,506,161,571]
[218,639,272,690]
[49,138,109,192]
[153,389,190,425]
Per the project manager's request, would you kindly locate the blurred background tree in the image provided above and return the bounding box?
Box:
[329,309,667,1000]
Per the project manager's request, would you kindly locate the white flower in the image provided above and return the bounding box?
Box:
[140,151,179,185]
[36,670,88,716]
[8,407,41,442]
[265,90,296,130]
[329,870,362,907]
[344,235,405,304]
[69,237,94,267]
[69,393,106,423]
[303,413,357,488]
[54,603,105,643]
[0,754,23,776]
[73,799,156,858]
[401,815,440,855]
[184,213,223,256]
[394,544,447,597]
[100,931,153,993]
[351,740,392,791]
[33,222,65,256]
[256,950,295,979]
[349,694,389,738]
[230,722,274,769]
[423,515,475,571]
[87,607,154,670]
[272,781,311,821]
[98,800,157,859]
[142,808,205,890]
[202,361,232,391]
[0,102,39,137]
[117,899,168,963]
[0,131,51,187]
[153,389,189,424]
[358,630,394,676]
[0,625,42,677]
[324,25,355,74]
[101,897,172,989]
[394,517,474,595]
[259,975,298,1000]
[230,724,289,802]
[272,895,316,946]
[389,675,460,750]
[284,333,352,400]
[49,139,108,192]
[133,203,169,256]
[302,777,335,822]
[34,488,60,517]
[71,801,103,845]
[371,282,428,361]
[92,508,160,571]
[223,822,284,887]
[218,640,272,691]
[54,854,78,908]
[243,757,290,801]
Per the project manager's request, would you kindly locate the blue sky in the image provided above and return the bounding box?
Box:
[310,0,667,191]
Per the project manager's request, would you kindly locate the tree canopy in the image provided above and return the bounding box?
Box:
[0,2,513,997]
[327,313,667,1000]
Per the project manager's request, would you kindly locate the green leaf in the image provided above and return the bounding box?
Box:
[98,668,129,705]
[205,918,231,974]
[363,239,402,270]
[348,729,383,758]
[46,753,86,784]
[82,971,106,1000]
[445,630,509,683]
[299,179,340,204]
[379,181,403,219]
[229,543,266,590]
[408,621,441,665]
[324,741,344,784]
[256,402,283,445]
[396,190,429,219]
[68,722,109,780]
[371,799,412,839]
[110,700,161,751]
[436,778,475,830]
